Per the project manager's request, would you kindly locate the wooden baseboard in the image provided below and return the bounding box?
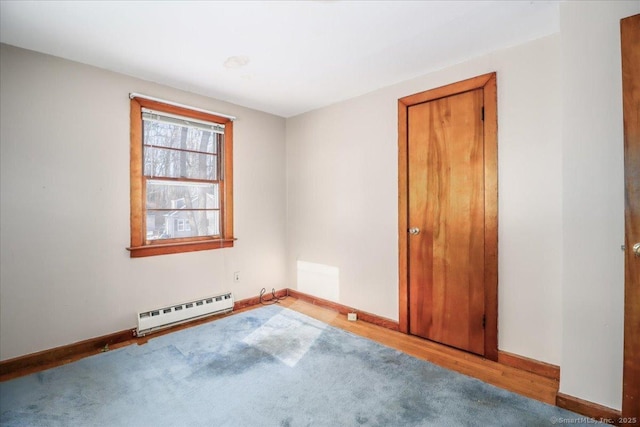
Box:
[0,328,135,381]
[0,290,285,381]
[284,290,562,387]
[259,291,626,425]
[2,287,620,427]
[286,289,400,331]
[0,289,559,390]
[234,289,288,310]
[498,350,560,381]
[557,392,621,425]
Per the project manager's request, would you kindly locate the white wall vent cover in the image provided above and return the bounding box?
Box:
[136,292,234,336]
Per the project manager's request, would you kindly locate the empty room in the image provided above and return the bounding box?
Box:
[1,1,639,426]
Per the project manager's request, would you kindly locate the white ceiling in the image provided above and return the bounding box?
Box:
[0,1,559,117]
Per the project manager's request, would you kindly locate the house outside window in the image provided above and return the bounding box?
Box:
[128,96,234,257]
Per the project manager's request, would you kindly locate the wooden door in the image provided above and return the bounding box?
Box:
[407,89,485,355]
[398,73,498,360]
[621,13,640,421]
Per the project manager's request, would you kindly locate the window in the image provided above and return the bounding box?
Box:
[177,219,190,232]
[128,96,234,257]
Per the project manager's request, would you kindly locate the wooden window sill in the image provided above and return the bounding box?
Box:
[127,238,235,258]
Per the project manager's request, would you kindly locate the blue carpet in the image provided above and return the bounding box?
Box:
[1,305,599,426]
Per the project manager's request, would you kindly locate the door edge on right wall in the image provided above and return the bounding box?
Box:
[397,72,498,361]
[620,13,640,421]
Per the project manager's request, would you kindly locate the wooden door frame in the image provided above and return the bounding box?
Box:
[398,72,498,361]
[621,13,640,420]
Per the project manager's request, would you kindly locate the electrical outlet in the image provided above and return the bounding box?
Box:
[347,312,357,321]
[233,271,240,283]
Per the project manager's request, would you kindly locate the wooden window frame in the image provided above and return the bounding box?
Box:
[127,97,234,258]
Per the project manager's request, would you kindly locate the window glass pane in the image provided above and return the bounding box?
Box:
[207,211,221,236]
[143,121,218,154]
[146,181,219,209]
[144,147,217,180]
[146,210,220,240]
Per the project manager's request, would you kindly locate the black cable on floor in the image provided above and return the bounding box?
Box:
[259,287,287,305]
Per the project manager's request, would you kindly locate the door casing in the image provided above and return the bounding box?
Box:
[398,72,498,361]
[621,13,640,421]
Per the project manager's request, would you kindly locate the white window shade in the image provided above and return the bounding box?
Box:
[142,108,225,134]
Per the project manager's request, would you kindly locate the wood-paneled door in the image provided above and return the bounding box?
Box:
[621,13,640,421]
[398,73,498,360]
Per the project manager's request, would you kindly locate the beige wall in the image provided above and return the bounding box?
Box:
[0,44,287,360]
[287,34,563,365]
[559,0,639,410]
[286,0,639,411]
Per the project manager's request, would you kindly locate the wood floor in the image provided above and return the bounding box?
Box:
[279,297,559,406]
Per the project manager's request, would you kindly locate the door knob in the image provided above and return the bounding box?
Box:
[634,243,640,257]
[408,227,421,235]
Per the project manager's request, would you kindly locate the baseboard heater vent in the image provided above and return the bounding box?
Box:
[136,292,234,337]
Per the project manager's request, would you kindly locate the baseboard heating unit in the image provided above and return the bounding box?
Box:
[136,292,234,336]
